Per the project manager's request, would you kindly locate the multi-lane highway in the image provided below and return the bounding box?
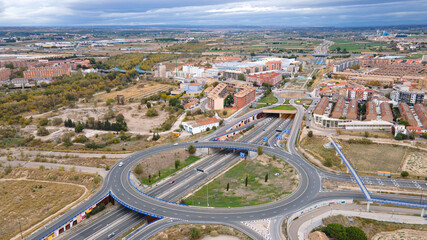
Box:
[30,90,427,240]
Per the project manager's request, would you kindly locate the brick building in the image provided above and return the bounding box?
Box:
[414,104,427,128]
[380,102,393,122]
[346,100,358,120]
[365,101,377,121]
[246,72,282,86]
[24,65,71,79]
[0,67,11,81]
[313,97,329,115]
[398,102,417,127]
[331,98,345,119]
[233,85,256,109]
[360,58,391,68]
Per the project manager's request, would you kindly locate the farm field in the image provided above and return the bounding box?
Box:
[329,42,389,53]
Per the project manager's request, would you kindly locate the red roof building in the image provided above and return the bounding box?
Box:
[347,100,359,120]
[414,103,427,129]
[365,101,377,121]
[313,97,329,115]
[246,72,282,86]
[0,67,11,82]
[398,102,417,127]
[24,65,71,79]
[331,98,345,119]
[380,102,393,122]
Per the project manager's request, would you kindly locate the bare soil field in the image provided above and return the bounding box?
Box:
[94,82,174,102]
[216,108,238,118]
[280,92,305,98]
[342,143,407,173]
[372,229,427,240]
[402,150,427,176]
[133,149,190,179]
[322,215,426,240]
[0,180,85,240]
[150,224,250,240]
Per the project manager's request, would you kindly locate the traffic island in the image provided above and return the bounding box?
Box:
[181,154,299,207]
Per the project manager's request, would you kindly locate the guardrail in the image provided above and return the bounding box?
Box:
[109,190,164,219]
[38,192,110,240]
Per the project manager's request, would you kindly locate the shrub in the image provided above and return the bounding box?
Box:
[401,171,409,177]
[75,124,84,133]
[93,176,101,184]
[135,164,143,175]
[146,108,159,117]
[37,127,50,136]
[74,135,89,143]
[190,228,201,240]
[257,146,263,155]
[52,118,63,126]
[307,131,313,137]
[188,145,196,155]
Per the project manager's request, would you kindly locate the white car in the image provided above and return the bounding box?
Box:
[118,162,123,167]
[173,143,178,146]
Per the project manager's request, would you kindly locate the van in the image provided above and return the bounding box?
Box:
[118,162,123,167]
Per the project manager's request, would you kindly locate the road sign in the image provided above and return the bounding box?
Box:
[284,129,289,133]
[240,152,245,158]
[263,137,268,141]
[277,136,283,140]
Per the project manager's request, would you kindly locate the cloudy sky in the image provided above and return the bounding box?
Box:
[1,0,426,27]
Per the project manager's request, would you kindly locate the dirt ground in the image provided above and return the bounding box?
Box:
[401,150,427,176]
[0,180,85,240]
[94,82,174,102]
[133,149,190,178]
[280,92,306,98]
[150,224,250,240]
[372,229,427,240]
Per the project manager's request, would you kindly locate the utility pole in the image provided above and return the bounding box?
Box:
[18,218,23,240]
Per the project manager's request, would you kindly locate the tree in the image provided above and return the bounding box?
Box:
[307,131,313,138]
[175,160,180,169]
[395,132,407,141]
[188,144,196,155]
[298,64,303,72]
[265,173,268,182]
[346,226,367,240]
[146,102,152,108]
[245,176,248,187]
[364,131,369,138]
[212,82,219,87]
[116,113,125,123]
[75,124,84,133]
[237,73,246,81]
[421,132,427,139]
[323,223,347,240]
[134,164,142,175]
[222,110,228,116]
[146,108,158,117]
[401,171,409,178]
[226,183,229,191]
[257,146,263,155]
[224,94,234,107]
[398,119,410,126]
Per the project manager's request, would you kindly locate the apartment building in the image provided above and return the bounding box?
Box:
[331,98,345,119]
[360,58,391,68]
[347,100,359,120]
[246,72,282,86]
[398,102,417,127]
[346,88,374,101]
[313,97,329,115]
[414,103,427,128]
[265,61,282,71]
[391,85,425,104]
[233,85,256,109]
[380,102,393,122]
[365,101,377,121]
[23,65,71,79]
[207,83,227,110]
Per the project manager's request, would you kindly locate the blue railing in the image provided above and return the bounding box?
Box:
[109,191,164,219]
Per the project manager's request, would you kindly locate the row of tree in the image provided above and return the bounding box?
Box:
[64,117,127,132]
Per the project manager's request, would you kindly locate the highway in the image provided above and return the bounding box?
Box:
[30,89,427,240]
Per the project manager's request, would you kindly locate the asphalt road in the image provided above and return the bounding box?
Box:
[29,92,427,240]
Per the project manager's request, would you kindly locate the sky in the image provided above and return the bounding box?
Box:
[1,0,426,27]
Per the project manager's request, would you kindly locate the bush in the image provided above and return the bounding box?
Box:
[348,138,372,144]
[74,135,89,143]
[394,132,407,141]
[52,118,63,126]
[85,141,106,149]
[307,131,313,137]
[37,127,50,136]
[324,158,333,167]
[146,108,158,117]
[75,124,84,133]
[401,171,409,177]
[346,226,367,240]
[39,118,49,126]
[190,228,201,240]
[323,223,347,240]
[188,144,196,155]
[135,164,143,175]
[257,146,263,155]
[175,160,180,169]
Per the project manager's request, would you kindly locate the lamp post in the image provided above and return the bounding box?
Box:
[18,218,23,240]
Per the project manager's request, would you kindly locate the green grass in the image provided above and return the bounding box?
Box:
[405,54,424,59]
[330,42,389,52]
[258,93,278,104]
[301,136,344,169]
[183,155,297,207]
[269,105,296,110]
[140,156,200,185]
